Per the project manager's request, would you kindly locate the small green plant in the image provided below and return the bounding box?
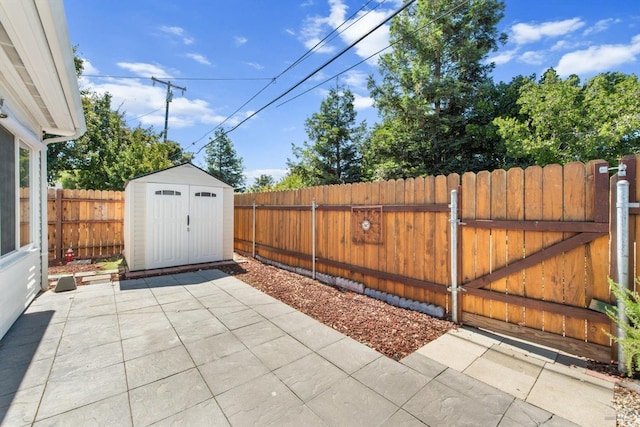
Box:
[606,278,640,376]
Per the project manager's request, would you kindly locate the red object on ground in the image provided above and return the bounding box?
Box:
[65,248,74,263]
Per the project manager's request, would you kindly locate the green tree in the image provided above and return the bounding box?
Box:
[204,129,246,191]
[56,93,191,190]
[248,174,275,193]
[494,69,640,166]
[273,172,306,190]
[366,0,507,179]
[288,86,366,186]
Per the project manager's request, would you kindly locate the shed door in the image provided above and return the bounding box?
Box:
[146,183,222,269]
[189,185,223,264]
[146,184,190,269]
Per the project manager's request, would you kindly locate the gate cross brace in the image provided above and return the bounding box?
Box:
[461,232,606,291]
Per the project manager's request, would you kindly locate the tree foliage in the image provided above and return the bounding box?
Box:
[494,69,640,166]
[366,0,507,179]
[288,86,366,186]
[49,92,191,190]
[248,174,275,193]
[204,129,246,192]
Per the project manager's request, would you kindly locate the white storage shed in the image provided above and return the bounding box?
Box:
[123,163,234,271]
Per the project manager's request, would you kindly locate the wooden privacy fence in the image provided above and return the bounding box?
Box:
[234,156,640,362]
[46,189,124,262]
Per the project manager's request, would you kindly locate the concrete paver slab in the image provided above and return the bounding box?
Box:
[416,332,488,371]
[498,399,575,427]
[0,356,53,395]
[0,384,44,426]
[274,353,348,402]
[526,368,616,427]
[399,352,447,380]
[33,392,132,427]
[317,336,382,374]
[150,399,229,427]
[48,340,123,381]
[380,409,426,427]
[129,368,211,426]
[199,349,270,395]
[232,319,285,348]
[36,362,127,420]
[216,373,304,426]
[464,347,543,399]
[251,301,296,319]
[125,345,195,389]
[353,356,430,406]
[215,307,264,330]
[403,375,512,426]
[183,331,245,366]
[121,328,181,361]
[308,376,398,426]
[269,310,320,334]
[287,321,345,351]
[251,334,312,370]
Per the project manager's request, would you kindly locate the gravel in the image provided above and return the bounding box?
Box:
[218,257,455,360]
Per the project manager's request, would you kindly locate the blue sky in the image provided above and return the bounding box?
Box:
[64,0,640,184]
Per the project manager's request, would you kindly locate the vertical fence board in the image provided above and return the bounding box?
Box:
[490,169,508,321]
[563,162,587,341]
[461,172,478,315]
[542,164,565,336]
[506,168,526,325]
[422,176,437,304]
[523,166,545,331]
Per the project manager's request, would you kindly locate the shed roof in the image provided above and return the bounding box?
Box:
[125,163,232,189]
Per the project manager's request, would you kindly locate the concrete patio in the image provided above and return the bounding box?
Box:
[0,269,616,426]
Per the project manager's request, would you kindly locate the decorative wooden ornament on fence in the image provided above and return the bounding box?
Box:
[351,206,383,244]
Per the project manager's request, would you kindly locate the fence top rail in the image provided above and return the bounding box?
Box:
[236,203,449,212]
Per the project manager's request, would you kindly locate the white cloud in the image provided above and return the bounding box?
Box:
[353,92,373,110]
[518,51,545,65]
[299,0,393,63]
[244,62,264,70]
[159,25,194,45]
[235,36,248,46]
[556,34,640,76]
[511,18,585,45]
[244,168,288,182]
[186,53,211,65]
[341,69,368,90]
[583,18,621,36]
[117,62,170,77]
[285,28,296,36]
[487,49,518,65]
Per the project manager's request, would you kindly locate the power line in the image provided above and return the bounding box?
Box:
[194,0,416,155]
[276,0,470,108]
[185,0,387,150]
[82,74,273,81]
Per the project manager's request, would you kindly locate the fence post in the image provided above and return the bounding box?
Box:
[252,201,256,258]
[312,199,316,280]
[449,189,459,323]
[55,189,63,262]
[616,178,629,374]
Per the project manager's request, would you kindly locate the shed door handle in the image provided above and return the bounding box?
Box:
[187,215,190,226]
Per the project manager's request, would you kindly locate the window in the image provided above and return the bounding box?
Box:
[195,192,216,197]
[155,190,182,196]
[0,125,15,256]
[19,145,30,247]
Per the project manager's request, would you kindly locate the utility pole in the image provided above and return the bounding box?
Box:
[151,77,186,143]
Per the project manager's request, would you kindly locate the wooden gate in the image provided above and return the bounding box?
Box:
[456,160,612,361]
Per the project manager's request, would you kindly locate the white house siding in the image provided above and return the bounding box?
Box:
[0,124,44,339]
